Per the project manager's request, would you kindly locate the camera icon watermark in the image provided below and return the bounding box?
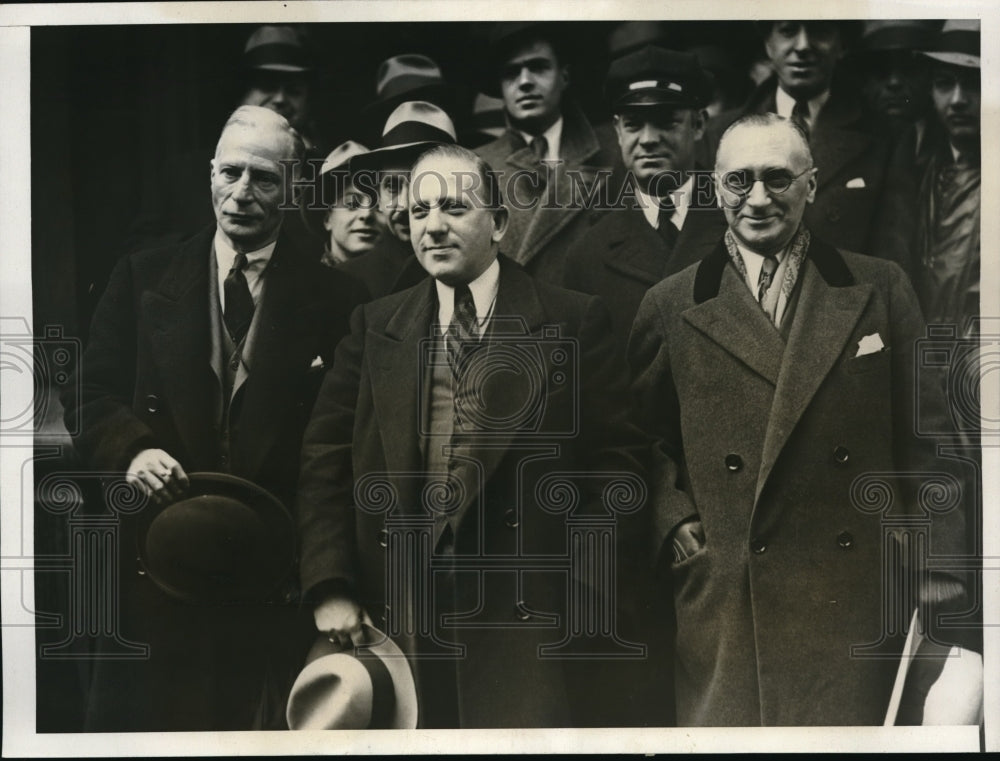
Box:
[0,317,80,436]
[418,319,580,439]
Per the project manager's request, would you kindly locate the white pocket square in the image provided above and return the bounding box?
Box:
[846,177,866,189]
[856,333,885,357]
[309,355,325,369]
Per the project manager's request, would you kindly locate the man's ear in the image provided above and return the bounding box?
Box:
[559,63,571,89]
[805,168,818,204]
[491,206,510,242]
[692,109,708,142]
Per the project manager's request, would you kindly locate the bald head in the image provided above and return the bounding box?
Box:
[713,114,817,256]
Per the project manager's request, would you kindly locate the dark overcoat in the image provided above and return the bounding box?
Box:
[629,237,965,725]
[476,103,619,285]
[297,257,652,727]
[62,225,366,730]
[564,195,728,346]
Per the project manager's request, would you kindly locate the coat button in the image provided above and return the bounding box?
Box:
[514,602,532,621]
[834,446,850,464]
[837,531,854,549]
[145,394,159,413]
[377,529,389,548]
[219,454,229,466]
[725,454,743,472]
[229,358,240,372]
[382,604,391,625]
[750,539,767,555]
[136,557,146,576]
[503,509,519,529]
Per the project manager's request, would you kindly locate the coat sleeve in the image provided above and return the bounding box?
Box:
[296,301,366,599]
[627,287,700,569]
[61,254,158,471]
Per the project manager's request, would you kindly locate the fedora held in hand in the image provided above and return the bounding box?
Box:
[286,622,418,730]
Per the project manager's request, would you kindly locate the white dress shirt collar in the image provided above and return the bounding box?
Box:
[636,175,694,232]
[775,85,830,128]
[435,257,501,337]
[517,116,563,162]
[214,229,276,309]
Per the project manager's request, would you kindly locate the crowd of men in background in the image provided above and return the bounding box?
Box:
[63,19,982,732]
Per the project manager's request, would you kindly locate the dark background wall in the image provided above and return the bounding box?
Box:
[30,21,763,342]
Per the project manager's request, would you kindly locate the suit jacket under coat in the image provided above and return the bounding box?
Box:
[297,256,651,727]
[61,225,366,731]
[706,77,891,255]
[564,189,729,346]
[476,102,619,285]
[628,237,965,726]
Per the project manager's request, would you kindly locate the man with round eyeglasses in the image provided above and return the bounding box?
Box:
[628,113,968,725]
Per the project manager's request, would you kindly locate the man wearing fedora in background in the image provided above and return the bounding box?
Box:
[240,24,322,152]
[629,112,968,725]
[63,105,366,731]
[297,144,651,727]
[339,100,459,298]
[476,22,619,284]
[706,20,891,255]
[564,45,728,347]
[363,53,455,145]
[316,140,388,268]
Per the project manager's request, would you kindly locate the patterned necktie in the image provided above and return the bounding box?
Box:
[791,98,811,135]
[757,255,779,304]
[446,283,479,379]
[224,252,255,345]
[657,203,678,252]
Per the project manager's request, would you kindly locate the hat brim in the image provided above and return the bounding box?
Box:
[349,141,443,174]
[287,622,418,730]
[137,472,295,605]
[615,91,704,110]
[921,51,981,68]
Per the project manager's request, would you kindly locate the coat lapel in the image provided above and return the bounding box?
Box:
[681,244,785,386]
[367,279,437,510]
[234,237,328,478]
[142,228,217,466]
[754,246,872,502]
[599,208,666,286]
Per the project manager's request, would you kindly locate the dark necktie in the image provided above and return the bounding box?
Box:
[224,252,255,345]
[657,202,678,252]
[757,255,779,304]
[791,98,811,134]
[446,283,479,379]
[531,135,548,163]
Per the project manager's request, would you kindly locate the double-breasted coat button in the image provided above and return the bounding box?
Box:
[834,446,850,464]
[750,539,767,555]
[503,509,519,529]
[725,454,743,472]
[136,557,146,576]
[145,394,159,413]
[377,529,389,548]
[229,358,240,372]
[837,531,854,549]
[514,602,531,621]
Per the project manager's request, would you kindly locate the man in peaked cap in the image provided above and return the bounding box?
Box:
[564,46,728,347]
[476,22,620,284]
[706,20,891,255]
[63,106,367,731]
[339,100,459,298]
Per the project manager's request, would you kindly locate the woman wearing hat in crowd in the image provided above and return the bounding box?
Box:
[317,141,387,268]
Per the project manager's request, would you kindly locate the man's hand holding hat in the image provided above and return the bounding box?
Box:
[127,448,189,504]
[315,592,365,650]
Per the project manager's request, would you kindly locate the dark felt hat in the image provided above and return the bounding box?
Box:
[480,21,568,97]
[137,472,295,605]
[242,25,315,73]
[605,45,711,111]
